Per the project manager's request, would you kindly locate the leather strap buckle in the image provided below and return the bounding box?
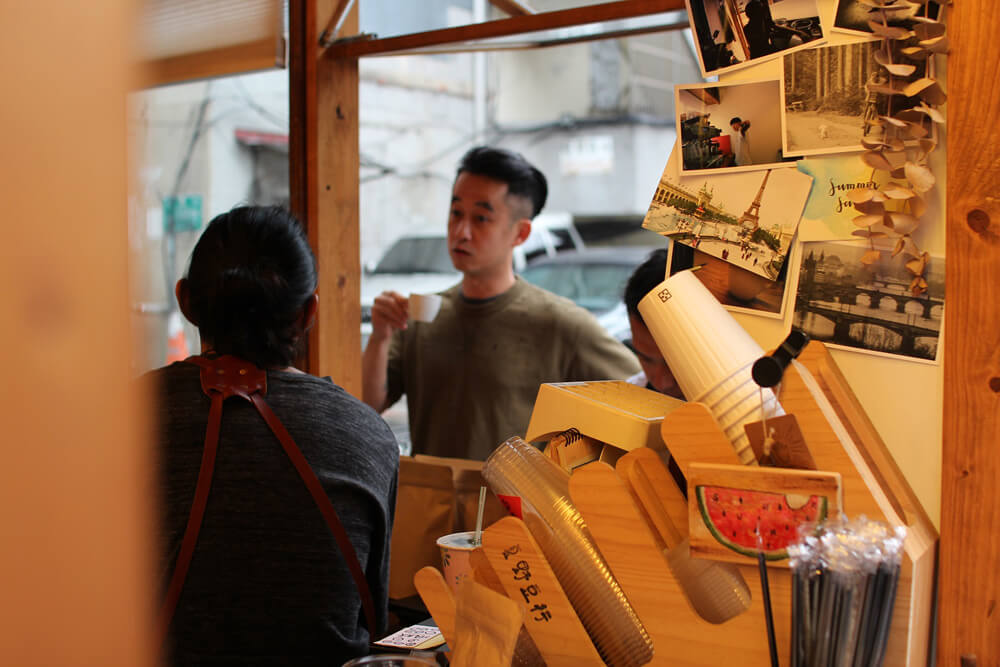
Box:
[187,354,267,399]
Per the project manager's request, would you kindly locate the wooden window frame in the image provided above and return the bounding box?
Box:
[291,1,1000,661]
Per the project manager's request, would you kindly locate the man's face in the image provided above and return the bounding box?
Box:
[731,122,741,133]
[629,315,684,400]
[448,171,530,278]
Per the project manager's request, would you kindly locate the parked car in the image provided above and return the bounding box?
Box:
[360,231,459,335]
[361,212,584,346]
[518,246,659,342]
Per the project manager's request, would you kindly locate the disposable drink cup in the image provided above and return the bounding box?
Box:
[437,531,477,594]
[409,293,442,322]
[638,269,785,463]
[638,270,764,401]
[694,361,755,408]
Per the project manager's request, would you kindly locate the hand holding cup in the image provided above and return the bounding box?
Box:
[370,291,409,339]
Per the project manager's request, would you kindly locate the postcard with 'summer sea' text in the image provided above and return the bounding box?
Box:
[796,155,890,242]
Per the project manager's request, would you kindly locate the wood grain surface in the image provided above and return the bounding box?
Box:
[1,4,151,664]
[481,517,603,667]
[940,0,1000,662]
[309,1,363,392]
[414,566,457,647]
[323,0,686,58]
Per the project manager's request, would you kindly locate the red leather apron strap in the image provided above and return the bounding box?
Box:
[158,390,223,645]
[250,392,377,635]
[160,355,377,646]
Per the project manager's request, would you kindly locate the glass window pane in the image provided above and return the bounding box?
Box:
[129,70,290,373]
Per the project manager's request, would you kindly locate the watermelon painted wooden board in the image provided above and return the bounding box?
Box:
[696,486,826,560]
[686,462,842,566]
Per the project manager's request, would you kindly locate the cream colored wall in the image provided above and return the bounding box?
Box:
[719,0,945,527]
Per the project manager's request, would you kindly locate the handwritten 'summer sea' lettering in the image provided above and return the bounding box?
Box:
[829,178,879,214]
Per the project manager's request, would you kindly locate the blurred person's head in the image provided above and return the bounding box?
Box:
[176,205,318,369]
[448,146,546,283]
[624,249,684,400]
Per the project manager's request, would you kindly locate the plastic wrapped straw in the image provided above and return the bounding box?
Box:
[788,516,906,667]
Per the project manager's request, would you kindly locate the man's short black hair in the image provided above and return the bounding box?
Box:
[624,248,669,320]
[457,146,548,219]
[730,117,742,126]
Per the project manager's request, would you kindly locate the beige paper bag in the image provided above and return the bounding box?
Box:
[389,458,454,599]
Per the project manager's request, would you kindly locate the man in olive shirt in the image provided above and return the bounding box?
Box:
[362,146,639,460]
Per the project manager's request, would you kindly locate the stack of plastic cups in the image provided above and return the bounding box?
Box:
[637,269,784,465]
[483,437,654,667]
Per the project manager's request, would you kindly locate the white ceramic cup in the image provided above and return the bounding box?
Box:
[408,293,442,323]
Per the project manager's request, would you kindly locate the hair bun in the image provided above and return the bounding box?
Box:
[183,206,317,367]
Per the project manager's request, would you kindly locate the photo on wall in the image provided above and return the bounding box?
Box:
[642,146,812,283]
[793,239,944,363]
[668,240,794,319]
[795,154,891,241]
[685,0,825,77]
[832,0,942,37]
[781,41,933,156]
[676,79,793,174]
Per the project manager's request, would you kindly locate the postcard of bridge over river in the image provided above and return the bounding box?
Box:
[642,147,813,283]
[793,240,944,363]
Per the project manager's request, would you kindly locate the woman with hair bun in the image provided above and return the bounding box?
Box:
[148,205,398,666]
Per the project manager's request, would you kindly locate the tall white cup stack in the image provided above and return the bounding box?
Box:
[637,269,783,465]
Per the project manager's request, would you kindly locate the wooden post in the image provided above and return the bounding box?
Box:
[291,0,362,391]
[939,0,1000,663]
[313,2,362,392]
[0,2,152,665]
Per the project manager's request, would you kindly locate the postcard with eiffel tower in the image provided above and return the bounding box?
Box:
[643,146,813,283]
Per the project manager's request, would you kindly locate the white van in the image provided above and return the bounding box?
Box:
[360,211,584,345]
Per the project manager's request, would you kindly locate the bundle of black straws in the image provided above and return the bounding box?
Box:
[788,517,906,667]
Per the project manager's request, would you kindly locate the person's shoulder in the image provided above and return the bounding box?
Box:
[516,280,606,326]
[142,360,196,379]
[273,373,397,449]
[513,278,583,313]
[140,361,199,393]
[273,371,380,416]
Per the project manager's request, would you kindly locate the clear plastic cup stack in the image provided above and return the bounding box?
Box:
[483,436,654,667]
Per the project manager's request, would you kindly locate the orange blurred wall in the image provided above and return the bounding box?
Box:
[0,3,153,666]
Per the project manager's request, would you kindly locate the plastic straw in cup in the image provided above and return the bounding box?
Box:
[474,486,487,546]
